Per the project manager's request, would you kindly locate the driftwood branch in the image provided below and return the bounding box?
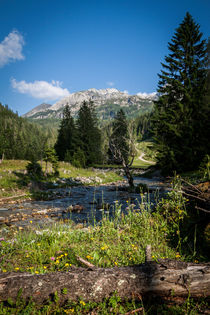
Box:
[0,260,209,305]
[76,255,95,269]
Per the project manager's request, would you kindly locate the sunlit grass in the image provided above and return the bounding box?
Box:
[0,160,122,198]
[0,200,178,274]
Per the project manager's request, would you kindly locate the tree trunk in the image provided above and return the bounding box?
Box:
[0,260,209,305]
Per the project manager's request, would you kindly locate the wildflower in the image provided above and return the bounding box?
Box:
[26,254,29,258]
[90,238,94,241]
[30,221,32,224]
[50,257,55,261]
[0,238,5,241]
[64,253,68,256]
[29,266,34,269]
[35,271,39,274]
[86,255,93,260]
[55,260,60,264]
[194,260,198,263]
[43,266,47,269]
[37,243,41,246]
[15,267,19,271]
[176,253,181,258]
[80,301,86,306]
[114,261,118,266]
[65,263,69,267]
[101,245,108,250]
[2,269,7,272]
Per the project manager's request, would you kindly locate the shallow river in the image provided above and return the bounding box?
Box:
[0,177,170,228]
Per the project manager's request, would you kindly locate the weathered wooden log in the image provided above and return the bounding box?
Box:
[0,260,209,304]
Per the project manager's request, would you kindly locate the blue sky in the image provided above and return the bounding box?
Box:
[0,0,209,115]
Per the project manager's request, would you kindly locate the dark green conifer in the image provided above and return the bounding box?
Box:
[77,100,102,166]
[54,104,78,161]
[153,12,209,174]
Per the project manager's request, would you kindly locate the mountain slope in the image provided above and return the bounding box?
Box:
[23,88,156,121]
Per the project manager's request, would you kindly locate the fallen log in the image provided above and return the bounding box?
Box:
[0,260,209,305]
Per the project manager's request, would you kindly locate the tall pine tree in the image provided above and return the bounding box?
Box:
[153,12,209,174]
[77,100,102,166]
[54,104,78,161]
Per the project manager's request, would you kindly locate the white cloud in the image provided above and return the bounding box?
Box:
[11,79,70,100]
[0,30,25,67]
[137,92,157,99]
[123,90,129,94]
[106,81,115,87]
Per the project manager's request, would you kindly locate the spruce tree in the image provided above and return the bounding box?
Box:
[54,104,78,161]
[153,12,209,174]
[77,100,102,166]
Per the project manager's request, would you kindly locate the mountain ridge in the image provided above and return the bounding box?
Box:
[23,88,156,121]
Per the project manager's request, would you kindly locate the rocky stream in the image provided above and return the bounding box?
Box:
[0,176,170,229]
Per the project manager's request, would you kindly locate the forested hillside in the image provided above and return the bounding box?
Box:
[0,103,56,160]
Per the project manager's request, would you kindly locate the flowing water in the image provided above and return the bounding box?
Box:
[0,176,170,228]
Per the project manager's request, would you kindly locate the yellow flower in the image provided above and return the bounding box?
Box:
[26,254,29,258]
[55,260,60,264]
[29,266,34,269]
[30,221,32,224]
[194,260,198,263]
[176,253,181,258]
[37,243,41,246]
[101,245,108,250]
[65,263,69,267]
[43,266,47,269]
[35,271,39,274]
[80,301,86,306]
[114,261,118,266]
[64,253,68,256]
[15,267,19,271]
[2,269,7,272]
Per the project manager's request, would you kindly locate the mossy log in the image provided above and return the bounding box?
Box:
[0,260,209,305]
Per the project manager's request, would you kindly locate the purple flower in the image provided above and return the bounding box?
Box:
[0,238,4,241]
[50,257,55,261]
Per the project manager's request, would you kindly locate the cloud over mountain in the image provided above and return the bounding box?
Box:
[137,92,157,99]
[11,79,70,100]
[0,30,25,67]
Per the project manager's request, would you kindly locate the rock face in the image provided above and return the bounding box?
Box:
[22,103,51,118]
[22,88,156,120]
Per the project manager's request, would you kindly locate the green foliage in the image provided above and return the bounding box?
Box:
[54,105,78,162]
[44,147,59,176]
[152,13,209,174]
[70,148,86,168]
[0,104,51,161]
[156,175,188,253]
[26,160,43,180]
[135,111,154,140]
[77,100,102,166]
[199,154,210,180]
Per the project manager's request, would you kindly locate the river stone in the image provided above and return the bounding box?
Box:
[0,217,6,223]
[0,208,8,211]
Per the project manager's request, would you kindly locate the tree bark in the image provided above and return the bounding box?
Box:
[0,260,209,305]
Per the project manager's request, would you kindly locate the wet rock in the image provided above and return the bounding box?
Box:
[0,217,7,224]
[66,204,84,213]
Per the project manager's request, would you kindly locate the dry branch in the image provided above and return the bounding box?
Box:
[0,260,209,305]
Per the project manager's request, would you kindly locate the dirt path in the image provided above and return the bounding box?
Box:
[138,152,156,165]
